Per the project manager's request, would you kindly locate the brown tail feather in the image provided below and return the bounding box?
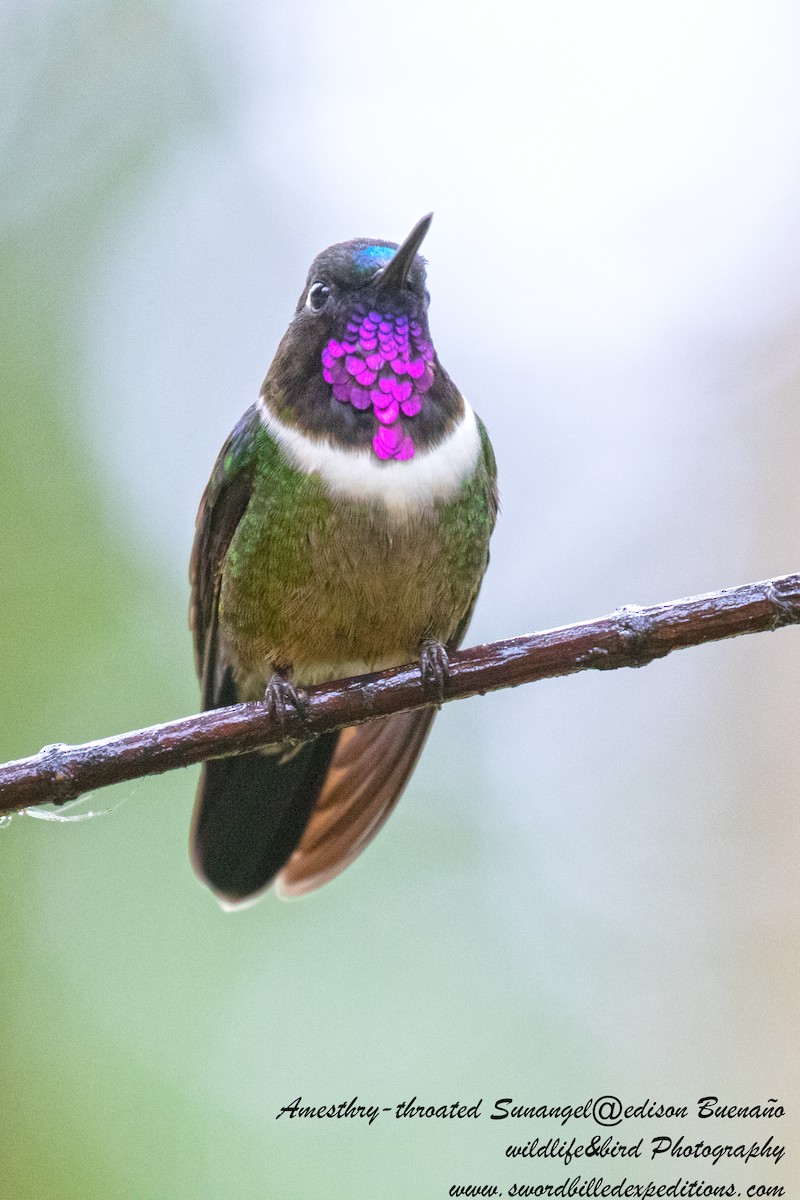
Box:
[276,708,436,898]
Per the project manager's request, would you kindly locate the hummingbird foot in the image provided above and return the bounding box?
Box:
[263,670,307,742]
[419,639,450,705]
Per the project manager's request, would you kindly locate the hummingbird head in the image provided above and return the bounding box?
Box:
[263,214,463,461]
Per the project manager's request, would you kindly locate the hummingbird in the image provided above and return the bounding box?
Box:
[189,214,497,907]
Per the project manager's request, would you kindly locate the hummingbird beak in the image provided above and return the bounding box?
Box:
[374,213,433,295]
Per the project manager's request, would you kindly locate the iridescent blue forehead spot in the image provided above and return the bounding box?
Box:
[353,244,396,273]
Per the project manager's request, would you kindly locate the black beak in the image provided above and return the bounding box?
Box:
[374,213,433,295]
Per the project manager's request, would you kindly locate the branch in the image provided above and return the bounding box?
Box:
[2,572,799,816]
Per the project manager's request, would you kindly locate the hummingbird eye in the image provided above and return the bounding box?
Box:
[307,281,331,312]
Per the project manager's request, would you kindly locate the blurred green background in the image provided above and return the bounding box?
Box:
[1,2,798,1196]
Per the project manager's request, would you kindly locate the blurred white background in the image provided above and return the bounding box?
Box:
[2,1,798,1195]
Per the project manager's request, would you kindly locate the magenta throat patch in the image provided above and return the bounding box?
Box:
[321,305,435,460]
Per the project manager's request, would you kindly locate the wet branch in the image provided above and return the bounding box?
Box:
[1,572,799,816]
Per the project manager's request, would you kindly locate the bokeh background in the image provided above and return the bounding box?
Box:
[1,2,798,1195]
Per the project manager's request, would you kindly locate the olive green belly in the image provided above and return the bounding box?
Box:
[218,470,489,694]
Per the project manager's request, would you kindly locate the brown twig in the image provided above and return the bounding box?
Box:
[1,572,799,816]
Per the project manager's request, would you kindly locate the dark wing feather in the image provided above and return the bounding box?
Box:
[191,718,339,906]
[189,405,260,705]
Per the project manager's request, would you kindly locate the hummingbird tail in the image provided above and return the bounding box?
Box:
[190,733,339,907]
[275,707,436,898]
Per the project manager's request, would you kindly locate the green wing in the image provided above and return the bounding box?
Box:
[449,413,498,647]
[189,404,259,708]
[476,413,499,525]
